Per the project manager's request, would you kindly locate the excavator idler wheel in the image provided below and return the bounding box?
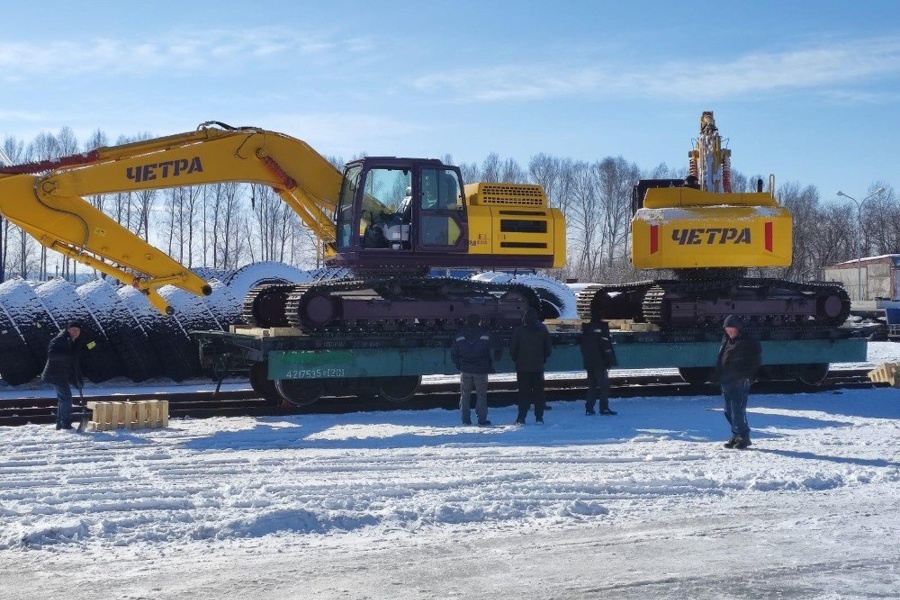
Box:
[275,378,324,406]
[817,294,845,320]
[250,287,290,328]
[378,376,421,402]
[302,293,338,329]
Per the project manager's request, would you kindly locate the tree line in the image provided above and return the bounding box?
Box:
[1,128,896,286]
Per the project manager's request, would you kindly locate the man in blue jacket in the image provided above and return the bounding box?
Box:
[510,307,552,425]
[41,321,87,430]
[451,313,499,426]
[716,315,762,449]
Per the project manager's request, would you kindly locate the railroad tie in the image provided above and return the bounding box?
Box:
[85,400,169,431]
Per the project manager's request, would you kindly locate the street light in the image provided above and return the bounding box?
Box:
[837,187,886,301]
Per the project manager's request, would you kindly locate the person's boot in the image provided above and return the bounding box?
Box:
[733,436,752,449]
[723,436,738,448]
[599,407,617,415]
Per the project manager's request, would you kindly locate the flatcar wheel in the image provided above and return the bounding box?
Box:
[378,376,421,402]
[249,362,279,404]
[678,367,714,386]
[795,363,829,386]
[275,378,324,406]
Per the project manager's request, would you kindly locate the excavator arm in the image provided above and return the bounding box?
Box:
[0,122,343,314]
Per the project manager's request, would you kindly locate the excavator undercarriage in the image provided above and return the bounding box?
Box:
[577,277,851,338]
[243,277,540,333]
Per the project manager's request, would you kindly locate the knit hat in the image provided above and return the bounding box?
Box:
[466,313,481,327]
[723,315,743,329]
[67,320,83,329]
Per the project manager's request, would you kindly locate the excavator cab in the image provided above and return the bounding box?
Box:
[332,157,468,272]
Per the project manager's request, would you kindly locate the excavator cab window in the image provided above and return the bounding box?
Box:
[418,168,463,248]
[336,164,362,249]
[357,166,412,249]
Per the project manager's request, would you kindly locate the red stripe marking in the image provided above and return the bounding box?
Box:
[765,221,773,252]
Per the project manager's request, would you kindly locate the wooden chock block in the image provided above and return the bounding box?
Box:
[82,399,170,431]
[135,401,148,429]
[868,362,900,387]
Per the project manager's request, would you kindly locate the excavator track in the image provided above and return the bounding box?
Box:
[578,278,851,336]
[245,277,541,335]
[576,281,657,322]
[243,283,298,328]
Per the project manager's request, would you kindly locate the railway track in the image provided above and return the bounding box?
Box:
[0,369,883,427]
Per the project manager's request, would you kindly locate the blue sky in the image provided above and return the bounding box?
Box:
[1,0,898,203]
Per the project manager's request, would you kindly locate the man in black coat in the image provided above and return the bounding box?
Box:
[510,307,552,425]
[41,321,87,430]
[451,313,499,426]
[716,315,762,449]
[580,317,618,415]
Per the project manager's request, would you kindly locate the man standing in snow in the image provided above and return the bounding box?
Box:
[716,315,762,449]
[510,307,552,425]
[580,317,618,415]
[451,313,499,426]
[41,321,87,430]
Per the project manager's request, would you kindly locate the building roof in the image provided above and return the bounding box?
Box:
[828,254,900,269]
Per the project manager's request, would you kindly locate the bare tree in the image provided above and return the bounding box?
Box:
[206,182,246,269]
[812,203,855,277]
[861,183,899,255]
[777,181,820,281]
[459,161,481,184]
[566,161,601,281]
[479,153,502,183]
[247,184,294,262]
[1,136,25,281]
[595,157,640,279]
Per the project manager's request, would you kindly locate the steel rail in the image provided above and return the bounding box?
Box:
[0,369,883,427]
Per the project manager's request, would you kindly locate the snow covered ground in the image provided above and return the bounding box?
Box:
[2,344,899,599]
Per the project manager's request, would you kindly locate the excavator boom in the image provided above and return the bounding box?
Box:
[0,123,343,314]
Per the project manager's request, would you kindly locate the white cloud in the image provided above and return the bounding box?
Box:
[412,36,900,103]
[0,27,371,79]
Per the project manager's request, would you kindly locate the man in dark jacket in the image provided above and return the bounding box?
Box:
[41,321,86,430]
[510,307,552,425]
[580,317,618,415]
[716,315,762,449]
[451,313,499,426]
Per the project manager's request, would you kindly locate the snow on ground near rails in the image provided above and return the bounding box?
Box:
[0,346,899,598]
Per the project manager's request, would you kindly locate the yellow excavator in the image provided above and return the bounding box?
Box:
[0,122,565,331]
[577,111,850,336]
